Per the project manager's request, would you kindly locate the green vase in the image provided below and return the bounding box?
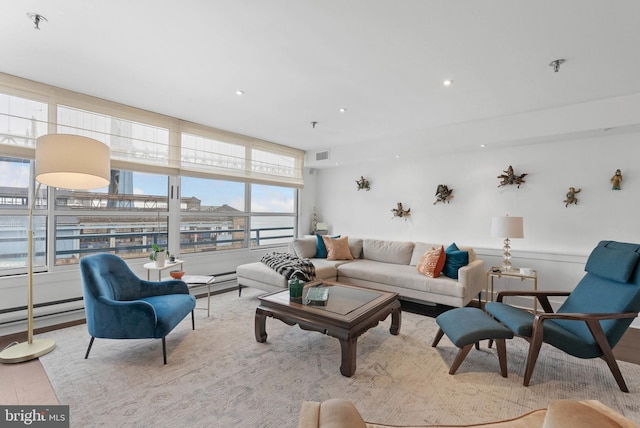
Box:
[288,278,304,302]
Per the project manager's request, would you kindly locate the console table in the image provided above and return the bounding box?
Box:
[486,267,538,313]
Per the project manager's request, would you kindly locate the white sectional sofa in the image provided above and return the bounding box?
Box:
[236,237,486,307]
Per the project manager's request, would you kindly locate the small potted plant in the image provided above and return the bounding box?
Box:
[149,243,170,267]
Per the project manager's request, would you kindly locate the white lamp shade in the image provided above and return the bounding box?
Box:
[491,216,524,238]
[36,134,111,190]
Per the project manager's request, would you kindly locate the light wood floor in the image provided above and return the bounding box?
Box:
[1,320,639,405]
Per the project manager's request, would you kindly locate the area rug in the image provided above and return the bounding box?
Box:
[39,288,640,427]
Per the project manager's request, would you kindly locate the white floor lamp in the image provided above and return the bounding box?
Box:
[0,134,110,364]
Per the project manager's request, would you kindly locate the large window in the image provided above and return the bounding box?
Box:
[180,176,246,254]
[57,106,171,170]
[0,93,47,151]
[52,169,169,265]
[250,184,296,247]
[0,157,47,273]
[0,76,303,276]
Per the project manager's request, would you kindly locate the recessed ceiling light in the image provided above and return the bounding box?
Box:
[395,155,400,159]
[443,80,453,86]
[235,90,244,96]
[480,144,486,148]
[339,108,347,113]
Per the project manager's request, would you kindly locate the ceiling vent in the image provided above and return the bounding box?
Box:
[315,151,330,161]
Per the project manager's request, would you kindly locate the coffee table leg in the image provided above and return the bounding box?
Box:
[339,336,357,377]
[255,308,268,343]
[390,304,402,335]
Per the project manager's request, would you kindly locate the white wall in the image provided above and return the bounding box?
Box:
[308,131,640,327]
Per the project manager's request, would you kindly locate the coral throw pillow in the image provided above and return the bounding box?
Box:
[416,246,446,278]
[322,236,354,261]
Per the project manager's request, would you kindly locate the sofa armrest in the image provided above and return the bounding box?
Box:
[457,259,485,291]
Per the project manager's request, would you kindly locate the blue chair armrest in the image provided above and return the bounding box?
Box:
[89,297,159,338]
[138,279,190,297]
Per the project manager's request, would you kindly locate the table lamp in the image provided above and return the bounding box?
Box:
[0,134,110,363]
[491,215,524,272]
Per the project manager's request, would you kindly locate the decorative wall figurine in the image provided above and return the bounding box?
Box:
[564,187,581,207]
[356,176,370,191]
[611,169,622,190]
[433,184,453,205]
[391,202,411,220]
[497,165,528,188]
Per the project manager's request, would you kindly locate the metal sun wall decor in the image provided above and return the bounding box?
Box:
[611,169,622,190]
[497,165,528,188]
[433,184,453,205]
[356,176,370,191]
[391,202,411,220]
[564,187,582,207]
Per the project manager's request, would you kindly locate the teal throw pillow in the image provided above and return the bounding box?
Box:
[316,234,340,258]
[442,242,469,279]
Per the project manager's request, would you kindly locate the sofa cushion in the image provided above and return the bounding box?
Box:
[363,239,414,265]
[348,238,364,259]
[292,237,318,258]
[316,234,340,258]
[416,246,446,278]
[443,242,469,279]
[323,236,354,261]
[338,260,467,298]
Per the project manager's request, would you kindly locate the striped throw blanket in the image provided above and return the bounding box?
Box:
[260,252,316,282]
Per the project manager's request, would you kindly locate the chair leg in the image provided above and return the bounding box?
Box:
[162,337,167,365]
[191,310,195,330]
[84,336,95,359]
[524,320,544,386]
[585,319,629,392]
[431,328,445,347]
[600,352,629,393]
[495,339,508,378]
[449,344,473,375]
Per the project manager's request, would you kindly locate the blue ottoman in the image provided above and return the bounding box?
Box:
[432,307,513,377]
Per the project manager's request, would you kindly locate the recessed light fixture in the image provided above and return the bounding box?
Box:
[480,144,486,148]
[339,107,347,113]
[395,155,400,159]
[235,90,244,96]
[443,79,453,86]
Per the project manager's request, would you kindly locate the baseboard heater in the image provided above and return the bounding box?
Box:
[0,272,239,335]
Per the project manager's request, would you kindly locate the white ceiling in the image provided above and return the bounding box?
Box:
[3,1,640,167]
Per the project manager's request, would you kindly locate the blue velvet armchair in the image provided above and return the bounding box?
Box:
[80,253,196,364]
[486,241,640,392]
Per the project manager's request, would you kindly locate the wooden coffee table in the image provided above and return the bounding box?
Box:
[254,281,401,377]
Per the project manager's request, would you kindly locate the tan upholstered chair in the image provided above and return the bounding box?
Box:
[298,399,639,428]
